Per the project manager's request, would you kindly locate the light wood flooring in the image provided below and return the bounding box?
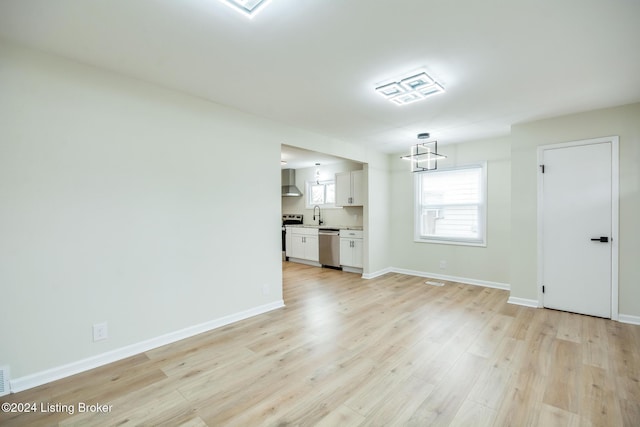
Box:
[2,262,639,426]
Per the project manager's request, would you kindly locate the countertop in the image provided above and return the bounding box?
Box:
[285,224,363,230]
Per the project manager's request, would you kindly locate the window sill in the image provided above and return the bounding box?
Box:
[414,237,486,247]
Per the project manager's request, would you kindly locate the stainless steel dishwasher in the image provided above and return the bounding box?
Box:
[318,228,341,268]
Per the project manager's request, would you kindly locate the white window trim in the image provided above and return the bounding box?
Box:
[305,179,340,209]
[413,162,487,247]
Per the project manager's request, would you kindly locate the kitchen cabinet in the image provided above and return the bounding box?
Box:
[286,227,319,263]
[335,170,364,206]
[340,229,363,269]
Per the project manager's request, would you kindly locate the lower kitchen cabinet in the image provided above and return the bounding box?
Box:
[340,229,363,269]
[286,227,319,263]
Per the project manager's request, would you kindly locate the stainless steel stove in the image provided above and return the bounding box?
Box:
[282,214,303,260]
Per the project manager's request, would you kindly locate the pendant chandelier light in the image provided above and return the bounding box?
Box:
[400,133,447,172]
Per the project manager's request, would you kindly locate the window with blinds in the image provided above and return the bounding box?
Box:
[414,163,487,246]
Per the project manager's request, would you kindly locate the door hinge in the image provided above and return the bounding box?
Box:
[542,285,545,293]
[540,164,545,173]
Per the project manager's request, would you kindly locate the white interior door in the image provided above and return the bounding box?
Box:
[541,140,614,318]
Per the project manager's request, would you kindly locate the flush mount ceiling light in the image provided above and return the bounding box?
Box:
[400,133,447,172]
[219,0,272,18]
[375,71,444,106]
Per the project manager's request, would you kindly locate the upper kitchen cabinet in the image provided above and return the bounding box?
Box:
[335,170,364,206]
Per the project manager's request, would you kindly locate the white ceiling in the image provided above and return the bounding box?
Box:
[1,0,639,155]
[281,144,352,170]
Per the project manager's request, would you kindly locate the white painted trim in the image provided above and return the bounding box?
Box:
[287,258,322,267]
[536,145,545,307]
[362,267,393,279]
[413,162,488,247]
[618,314,640,326]
[9,300,284,394]
[611,138,619,320]
[507,297,540,308]
[388,267,510,291]
[342,266,363,275]
[537,136,619,319]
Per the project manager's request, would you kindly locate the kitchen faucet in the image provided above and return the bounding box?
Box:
[313,205,323,225]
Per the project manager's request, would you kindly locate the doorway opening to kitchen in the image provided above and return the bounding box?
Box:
[280,144,365,275]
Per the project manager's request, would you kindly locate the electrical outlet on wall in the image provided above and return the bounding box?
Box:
[93,322,108,342]
[439,260,447,270]
[262,284,270,296]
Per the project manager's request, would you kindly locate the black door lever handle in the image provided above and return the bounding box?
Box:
[590,237,609,242]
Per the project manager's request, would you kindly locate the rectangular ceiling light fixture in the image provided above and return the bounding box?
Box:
[376,71,444,106]
[219,0,272,18]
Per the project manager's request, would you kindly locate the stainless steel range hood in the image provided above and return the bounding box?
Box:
[281,169,302,197]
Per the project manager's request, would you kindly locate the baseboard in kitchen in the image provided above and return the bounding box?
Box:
[361,267,393,279]
[342,266,363,274]
[286,258,321,267]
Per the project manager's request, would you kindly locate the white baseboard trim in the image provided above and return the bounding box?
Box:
[389,267,510,291]
[618,314,640,325]
[361,267,393,279]
[507,297,540,308]
[9,300,285,394]
[287,258,321,267]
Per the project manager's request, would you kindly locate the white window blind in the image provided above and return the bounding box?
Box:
[415,164,486,246]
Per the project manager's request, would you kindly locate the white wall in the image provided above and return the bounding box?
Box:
[363,161,391,276]
[388,138,512,287]
[281,160,363,227]
[0,41,392,387]
[510,103,640,318]
[0,41,285,383]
